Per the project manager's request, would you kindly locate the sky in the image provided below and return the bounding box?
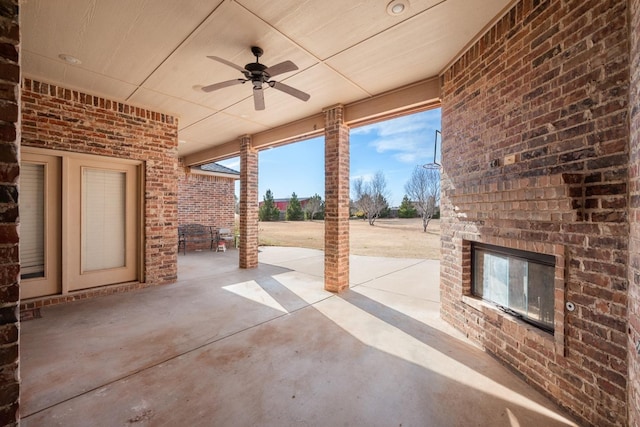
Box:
[218,108,441,207]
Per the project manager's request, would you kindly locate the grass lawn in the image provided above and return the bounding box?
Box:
[257,217,440,259]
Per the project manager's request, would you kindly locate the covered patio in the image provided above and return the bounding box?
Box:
[3,1,638,425]
[20,248,577,426]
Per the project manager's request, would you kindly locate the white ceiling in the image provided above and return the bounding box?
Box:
[22,0,512,159]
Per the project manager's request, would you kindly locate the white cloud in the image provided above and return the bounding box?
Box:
[353,110,441,165]
[354,111,439,136]
[350,126,375,136]
[350,172,374,183]
[219,159,240,170]
[370,135,420,154]
[393,152,419,163]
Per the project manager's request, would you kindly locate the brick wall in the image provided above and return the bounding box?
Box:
[21,79,179,289]
[629,0,640,425]
[178,164,236,252]
[0,2,19,424]
[440,1,629,426]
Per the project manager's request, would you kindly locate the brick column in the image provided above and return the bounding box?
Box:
[324,105,349,292]
[0,1,20,425]
[629,0,640,424]
[239,135,259,269]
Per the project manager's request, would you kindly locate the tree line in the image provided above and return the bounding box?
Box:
[259,191,323,221]
[258,165,440,232]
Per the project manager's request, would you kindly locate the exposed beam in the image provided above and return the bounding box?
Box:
[182,76,441,166]
[345,77,440,128]
[182,139,241,167]
[252,114,325,150]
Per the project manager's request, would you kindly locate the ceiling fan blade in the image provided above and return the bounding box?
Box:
[207,56,246,73]
[270,81,310,102]
[264,60,298,77]
[253,88,265,110]
[201,79,245,93]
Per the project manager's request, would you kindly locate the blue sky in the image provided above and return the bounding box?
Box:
[219,108,441,207]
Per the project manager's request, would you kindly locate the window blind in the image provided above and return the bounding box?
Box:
[20,163,45,278]
[82,169,126,272]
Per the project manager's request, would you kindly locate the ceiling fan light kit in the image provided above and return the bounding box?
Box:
[202,46,310,111]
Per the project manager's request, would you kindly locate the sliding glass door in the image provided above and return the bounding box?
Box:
[21,149,141,297]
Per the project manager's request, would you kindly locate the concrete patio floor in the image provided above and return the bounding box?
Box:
[20,247,579,426]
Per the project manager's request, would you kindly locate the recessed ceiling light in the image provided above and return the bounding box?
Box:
[58,53,81,65]
[386,0,409,16]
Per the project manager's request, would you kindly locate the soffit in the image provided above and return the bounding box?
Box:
[22,0,513,161]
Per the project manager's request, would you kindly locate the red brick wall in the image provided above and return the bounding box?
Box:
[0,2,20,424]
[21,79,179,288]
[440,1,629,426]
[178,166,236,252]
[629,0,640,425]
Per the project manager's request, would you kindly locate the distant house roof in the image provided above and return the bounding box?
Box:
[272,197,311,203]
[191,162,240,179]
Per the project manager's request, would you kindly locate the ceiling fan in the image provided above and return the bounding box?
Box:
[202,46,310,111]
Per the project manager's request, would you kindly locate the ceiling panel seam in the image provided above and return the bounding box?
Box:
[321,0,448,63]
[124,1,227,103]
[233,0,373,97]
[179,87,277,132]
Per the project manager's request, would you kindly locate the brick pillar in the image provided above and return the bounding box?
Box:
[0,1,20,425]
[324,105,349,292]
[629,0,640,424]
[239,135,259,269]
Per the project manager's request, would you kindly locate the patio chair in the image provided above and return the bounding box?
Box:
[217,228,234,252]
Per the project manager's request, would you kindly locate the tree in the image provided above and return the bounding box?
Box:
[398,195,418,218]
[377,194,391,218]
[286,192,304,221]
[303,193,323,220]
[405,166,440,232]
[353,170,390,226]
[259,189,280,221]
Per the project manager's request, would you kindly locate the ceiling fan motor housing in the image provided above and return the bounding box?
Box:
[245,62,269,88]
[203,45,309,109]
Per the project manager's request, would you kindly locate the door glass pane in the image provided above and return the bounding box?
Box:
[82,169,126,272]
[20,163,45,279]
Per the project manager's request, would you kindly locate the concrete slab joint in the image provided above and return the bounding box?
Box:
[324,104,350,293]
